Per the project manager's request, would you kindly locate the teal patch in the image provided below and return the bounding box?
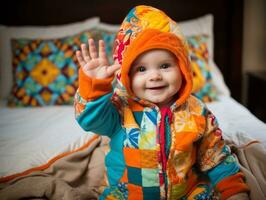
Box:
[127,166,142,185]
[143,186,161,200]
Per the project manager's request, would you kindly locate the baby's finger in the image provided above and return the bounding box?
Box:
[99,40,109,62]
[88,38,98,59]
[106,64,121,77]
[81,43,91,63]
[76,51,86,67]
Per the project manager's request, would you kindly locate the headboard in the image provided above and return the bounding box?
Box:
[0,0,244,101]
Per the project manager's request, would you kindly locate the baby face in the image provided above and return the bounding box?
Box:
[130,49,182,108]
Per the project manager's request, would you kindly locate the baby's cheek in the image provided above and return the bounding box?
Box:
[131,75,143,88]
[131,79,140,94]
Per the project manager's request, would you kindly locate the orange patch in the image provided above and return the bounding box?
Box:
[123,148,141,167]
[140,149,158,168]
[123,107,139,128]
[123,148,159,169]
[120,168,128,182]
[193,115,206,133]
[128,98,144,111]
[168,166,179,184]
[174,132,198,151]
[128,184,143,200]
[216,172,249,200]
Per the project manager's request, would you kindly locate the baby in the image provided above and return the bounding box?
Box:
[74,5,249,200]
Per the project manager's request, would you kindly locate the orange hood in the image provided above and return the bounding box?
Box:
[113,5,192,108]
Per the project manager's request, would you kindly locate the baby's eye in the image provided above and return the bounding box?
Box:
[160,63,171,69]
[137,66,146,72]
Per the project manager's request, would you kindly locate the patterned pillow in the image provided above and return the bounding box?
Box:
[187,35,218,102]
[8,32,91,107]
[8,28,117,107]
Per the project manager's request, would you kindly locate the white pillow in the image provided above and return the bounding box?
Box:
[98,22,120,32]
[209,60,231,97]
[0,17,100,99]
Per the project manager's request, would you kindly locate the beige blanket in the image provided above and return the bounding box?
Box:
[0,137,265,200]
[0,136,109,200]
[229,141,266,200]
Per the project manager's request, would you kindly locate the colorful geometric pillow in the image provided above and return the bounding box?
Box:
[8,28,117,107]
[8,32,91,107]
[187,35,218,102]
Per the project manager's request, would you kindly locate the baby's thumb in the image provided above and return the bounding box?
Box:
[107,64,121,76]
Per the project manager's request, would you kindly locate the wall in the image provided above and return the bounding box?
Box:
[242,0,266,104]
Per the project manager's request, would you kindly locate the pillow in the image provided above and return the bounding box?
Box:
[7,31,94,106]
[0,17,100,100]
[179,14,230,97]
[179,14,214,61]
[188,35,218,102]
[7,25,118,107]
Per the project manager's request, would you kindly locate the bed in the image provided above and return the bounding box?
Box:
[0,0,265,199]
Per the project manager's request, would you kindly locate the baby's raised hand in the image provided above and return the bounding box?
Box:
[76,39,120,79]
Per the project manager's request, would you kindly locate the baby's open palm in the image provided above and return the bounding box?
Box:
[76,39,120,79]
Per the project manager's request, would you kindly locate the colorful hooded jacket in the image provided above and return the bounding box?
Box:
[74,5,249,200]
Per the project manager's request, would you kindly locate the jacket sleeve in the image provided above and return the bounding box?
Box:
[197,107,249,200]
[74,68,121,137]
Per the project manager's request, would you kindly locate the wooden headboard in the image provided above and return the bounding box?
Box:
[0,0,244,101]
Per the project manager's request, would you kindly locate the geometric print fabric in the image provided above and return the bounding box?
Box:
[188,35,218,102]
[8,29,116,107]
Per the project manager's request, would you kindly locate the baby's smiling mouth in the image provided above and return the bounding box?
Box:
[147,86,166,90]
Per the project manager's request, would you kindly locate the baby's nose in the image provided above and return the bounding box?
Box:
[150,70,162,81]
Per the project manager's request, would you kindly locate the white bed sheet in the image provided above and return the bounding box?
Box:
[0,104,96,178]
[207,95,266,148]
[0,95,265,179]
